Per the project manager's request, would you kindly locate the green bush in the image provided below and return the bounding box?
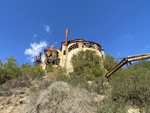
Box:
[45,63,53,73]
[71,50,105,78]
[20,63,45,79]
[29,86,39,94]
[103,54,118,72]
[56,65,66,76]
[58,72,108,95]
[110,60,150,111]
[3,56,21,78]
[96,98,126,113]
[0,57,21,85]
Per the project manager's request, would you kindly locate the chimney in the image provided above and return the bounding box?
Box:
[65,29,69,46]
[65,29,69,70]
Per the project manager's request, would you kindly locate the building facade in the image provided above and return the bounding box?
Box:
[59,39,105,73]
[42,29,105,73]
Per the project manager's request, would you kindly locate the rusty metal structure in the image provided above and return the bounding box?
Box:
[105,53,150,80]
[44,46,60,65]
[35,52,42,65]
[65,29,69,68]
[65,29,69,46]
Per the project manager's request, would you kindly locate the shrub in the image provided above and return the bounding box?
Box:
[20,63,45,79]
[22,81,96,113]
[0,76,31,96]
[96,98,127,113]
[103,54,118,71]
[29,86,39,94]
[0,57,21,85]
[110,60,150,111]
[71,50,105,78]
[58,72,108,95]
[3,56,21,78]
[45,63,53,73]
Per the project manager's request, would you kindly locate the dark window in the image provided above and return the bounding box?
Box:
[63,50,66,55]
[68,43,79,52]
[82,42,95,49]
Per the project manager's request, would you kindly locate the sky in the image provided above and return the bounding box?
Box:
[0,0,150,65]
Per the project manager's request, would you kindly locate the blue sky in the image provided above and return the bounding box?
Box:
[0,0,150,65]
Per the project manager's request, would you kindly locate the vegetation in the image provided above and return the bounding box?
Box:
[1,50,150,112]
[0,57,21,85]
[71,50,106,78]
[23,81,96,113]
[96,98,127,113]
[103,54,118,71]
[20,63,45,79]
[0,56,45,85]
[70,50,150,112]
[45,63,53,73]
[111,60,150,112]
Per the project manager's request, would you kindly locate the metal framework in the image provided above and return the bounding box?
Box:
[35,52,42,65]
[105,53,150,80]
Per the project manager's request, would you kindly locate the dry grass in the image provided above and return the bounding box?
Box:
[0,76,31,96]
[22,81,96,113]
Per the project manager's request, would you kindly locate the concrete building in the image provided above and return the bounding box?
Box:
[43,29,105,73]
[60,38,105,73]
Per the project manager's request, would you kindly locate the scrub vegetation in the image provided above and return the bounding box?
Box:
[0,50,150,112]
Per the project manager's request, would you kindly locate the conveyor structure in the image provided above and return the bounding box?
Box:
[105,53,150,80]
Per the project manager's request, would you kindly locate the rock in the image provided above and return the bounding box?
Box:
[0,105,4,109]
[19,97,27,105]
[127,106,140,113]
[93,94,105,102]
[87,81,93,85]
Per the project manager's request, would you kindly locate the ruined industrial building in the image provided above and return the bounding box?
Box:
[35,29,105,73]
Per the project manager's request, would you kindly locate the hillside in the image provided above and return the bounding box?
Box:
[1,52,150,113]
[0,75,100,113]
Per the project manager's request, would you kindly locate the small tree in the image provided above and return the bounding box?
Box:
[0,57,21,85]
[103,54,117,72]
[20,63,31,77]
[0,60,3,74]
[20,63,45,79]
[3,56,21,78]
[0,60,5,84]
[71,50,105,78]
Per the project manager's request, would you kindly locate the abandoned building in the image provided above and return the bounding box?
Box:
[41,29,105,73]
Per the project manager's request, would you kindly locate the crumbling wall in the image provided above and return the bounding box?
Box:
[44,46,61,65]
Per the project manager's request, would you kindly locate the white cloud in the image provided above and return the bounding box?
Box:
[24,41,48,62]
[44,25,50,33]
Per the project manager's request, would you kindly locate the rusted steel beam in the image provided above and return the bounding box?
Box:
[105,53,150,80]
[127,54,150,62]
[35,52,42,65]
[105,57,128,79]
